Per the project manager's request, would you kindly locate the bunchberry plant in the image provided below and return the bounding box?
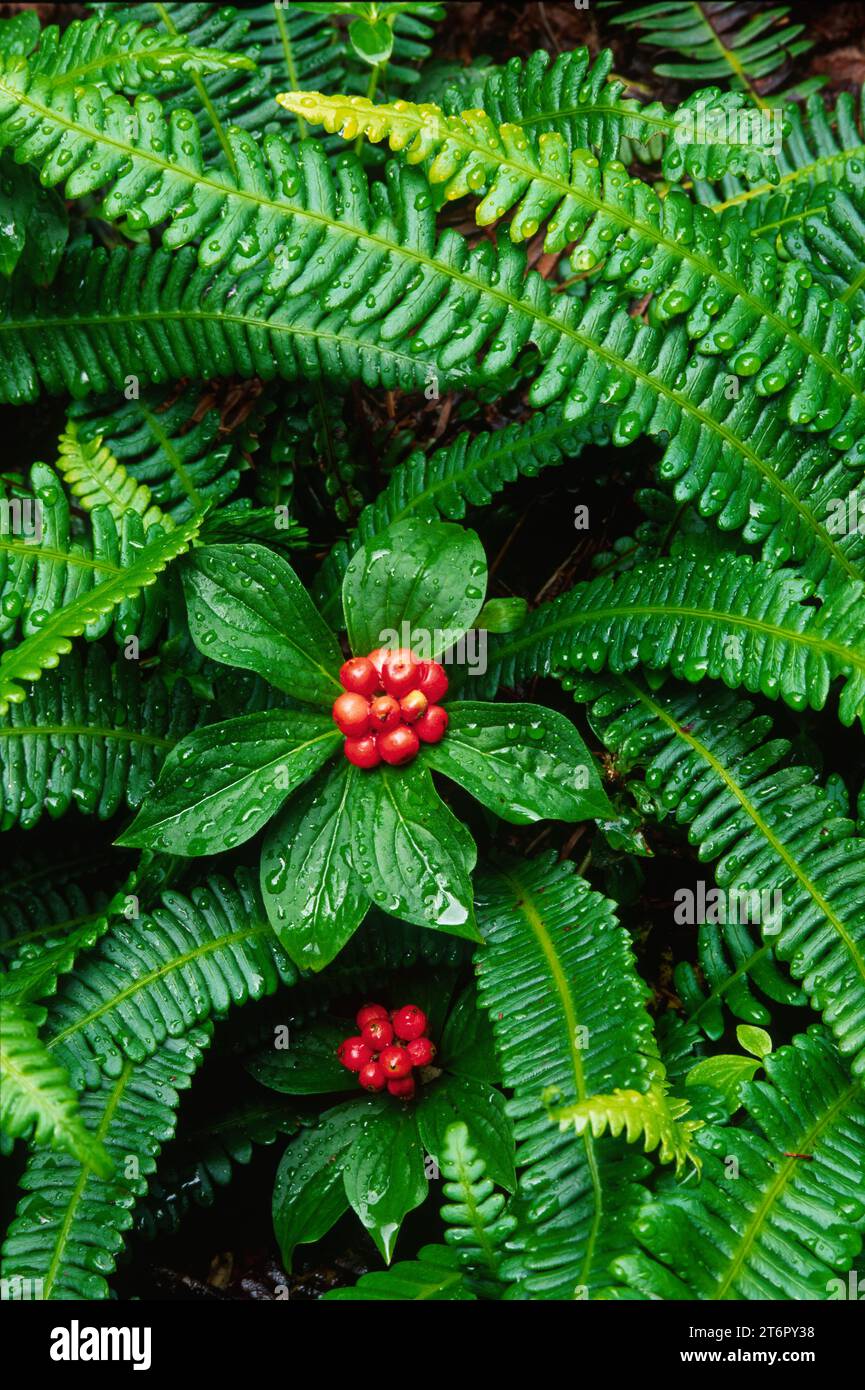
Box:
[0,0,863,1309]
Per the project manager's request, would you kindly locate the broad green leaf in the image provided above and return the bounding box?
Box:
[183,544,343,707]
[424,701,615,823]
[348,17,393,65]
[273,1099,372,1268]
[324,1246,474,1300]
[439,984,499,1083]
[342,1102,427,1262]
[415,1073,515,1193]
[349,760,480,940]
[247,1022,349,1095]
[261,760,369,971]
[686,1055,763,1112]
[118,711,339,855]
[737,1024,773,1059]
[341,519,486,660]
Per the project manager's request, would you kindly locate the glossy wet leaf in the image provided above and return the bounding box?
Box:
[342,1101,427,1262]
[183,544,343,707]
[260,760,370,971]
[439,983,499,1083]
[348,16,393,65]
[425,701,615,824]
[349,760,480,939]
[118,711,339,855]
[416,1073,515,1193]
[686,1054,761,1112]
[341,518,486,659]
[247,1021,349,1095]
[273,1098,373,1268]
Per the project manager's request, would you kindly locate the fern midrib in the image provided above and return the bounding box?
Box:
[1,1024,80,1139]
[688,936,774,1026]
[0,75,855,578]
[627,680,865,992]
[152,2,238,177]
[488,596,865,681]
[0,536,123,576]
[711,147,865,212]
[690,0,770,110]
[325,99,864,412]
[448,1145,500,1275]
[46,922,272,1049]
[138,404,202,510]
[51,39,207,88]
[499,864,605,1290]
[0,723,174,749]
[0,907,102,954]
[712,1077,859,1297]
[42,1058,132,1300]
[274,1,307,140]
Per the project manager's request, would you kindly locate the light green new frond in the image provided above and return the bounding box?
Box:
[0,1000,111,1175]
[439,1121,515,1284]
[550,1072,703,1175]
[57,422,169,530]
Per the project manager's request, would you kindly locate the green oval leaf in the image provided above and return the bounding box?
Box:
[341,519,486,660]
[348,16,393,65]
[425,701,615,823]
[349,760,481,940]
[261,759,369,971]
[118,710,339,855]
[686,1055,761,1111]
[247,1021,349,1095]
[342,1102,427,1263]
[273,1099,372,1269]
[183,543,343,707]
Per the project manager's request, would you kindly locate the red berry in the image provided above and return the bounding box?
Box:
[391,1005,427,1041]
[379,1044,412,1078]
[344,734,380,769]
[332,691,370,737]
[356,1002,388,1029]
[369,694,401,732]
[337,1036,372,1072]
[415,705,448,744]
[406,1036,435,1067]
[361,1016,394,1049]
[387,1075,416,1100]
[366,647,391,683]
[382,649,421,698]
[419,660,448,703]
[378,725,420,766]
[339,657,379,698]
[399,689,428,724]
[359,1061,386,1092]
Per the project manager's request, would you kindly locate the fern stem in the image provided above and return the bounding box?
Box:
[153,3,238,178]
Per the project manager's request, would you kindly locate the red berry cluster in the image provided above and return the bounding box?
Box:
[337,1002,436,1100]
[333,648,449,769]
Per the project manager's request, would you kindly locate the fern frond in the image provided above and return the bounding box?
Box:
[0,1030,208,1299]
[582,679,865,1076]
[0,499,200,715]
[438,1121,515,1287]
[473,855,658,1298]
[43,868,296,1089]
[675,916,806,1039]
[475,553,865,726]
[0,865,114,958]
[0,645,195,830]
[56,422,168,530]
[5,238,860,593]
[313,405,605,619]
[68,384,254,523]
[0,1000,112,1175]
[610,1029,865,1300]
[550,1069,703,1175]
[433,46,781,183]
[604,2,821,104]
